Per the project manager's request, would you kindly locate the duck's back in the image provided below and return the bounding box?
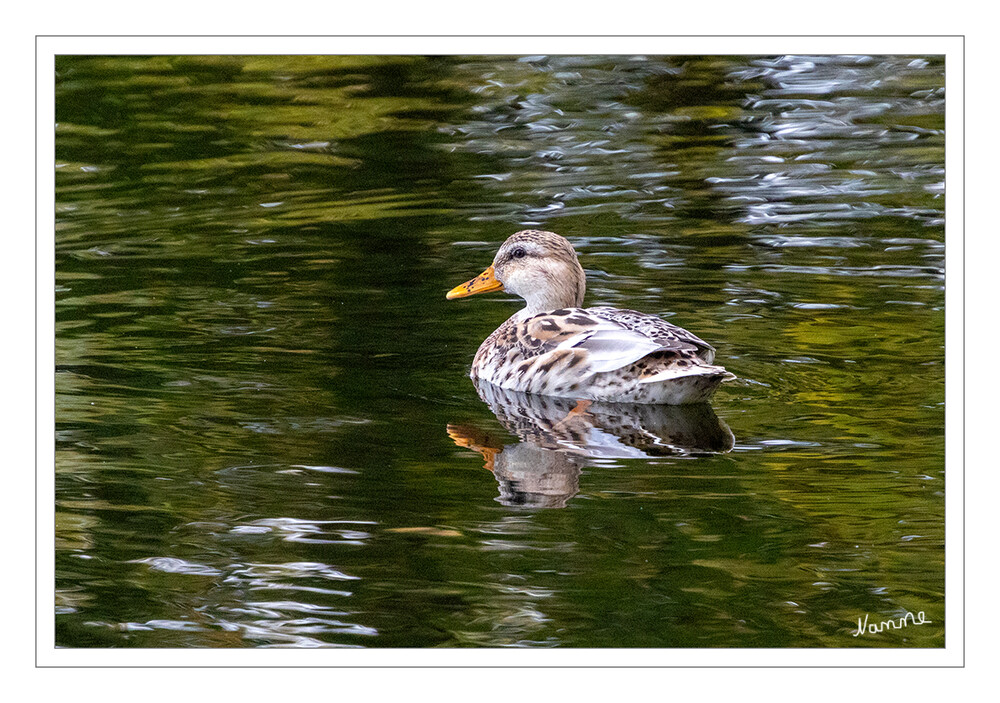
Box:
[470,306,730,404]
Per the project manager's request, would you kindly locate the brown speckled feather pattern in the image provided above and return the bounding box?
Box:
[471,306,729,404]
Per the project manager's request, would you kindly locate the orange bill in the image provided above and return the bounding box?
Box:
[446,264,504,299]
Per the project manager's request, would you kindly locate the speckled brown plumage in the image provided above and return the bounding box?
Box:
[449,230,733,404]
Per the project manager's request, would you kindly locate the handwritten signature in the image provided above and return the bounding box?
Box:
[853,610,933,637]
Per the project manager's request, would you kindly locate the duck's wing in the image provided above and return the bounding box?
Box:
[518,307,714,376]
[553,322,664,373]
[588,307,717,363]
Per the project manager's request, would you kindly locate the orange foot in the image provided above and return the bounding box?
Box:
[552,399,593,431]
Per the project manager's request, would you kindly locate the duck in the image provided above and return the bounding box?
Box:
[446,229,732,404]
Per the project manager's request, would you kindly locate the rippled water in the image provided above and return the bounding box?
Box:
[54,55,944,648]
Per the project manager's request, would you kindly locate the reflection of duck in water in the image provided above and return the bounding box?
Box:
[447,230,732,404]
[448,424,583,509]
[473,380,734,457]
[448,382,734,508]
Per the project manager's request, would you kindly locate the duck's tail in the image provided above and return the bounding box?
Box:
[637,364,732,404]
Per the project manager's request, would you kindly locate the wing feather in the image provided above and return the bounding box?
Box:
[517,307,715,377]
[555,325,663,374]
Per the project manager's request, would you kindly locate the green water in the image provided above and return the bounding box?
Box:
[54,55,945,648]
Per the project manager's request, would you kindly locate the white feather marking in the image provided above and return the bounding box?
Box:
[638,365,725,385]
[556,323,662,374]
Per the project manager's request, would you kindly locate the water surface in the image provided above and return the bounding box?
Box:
[55,55,945,648]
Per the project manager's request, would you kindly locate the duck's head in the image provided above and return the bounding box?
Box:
[446,230,586,314]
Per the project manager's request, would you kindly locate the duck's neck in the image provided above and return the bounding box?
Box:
[516,275,586,318]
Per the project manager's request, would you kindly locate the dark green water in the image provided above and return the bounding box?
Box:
[54,55,945,648]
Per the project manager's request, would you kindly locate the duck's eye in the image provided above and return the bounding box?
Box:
[512,247,527,259]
